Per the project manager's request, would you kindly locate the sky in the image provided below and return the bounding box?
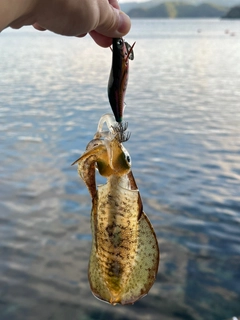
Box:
[119,0,233,3]
[119,0,198,2]
[118,0,238,6]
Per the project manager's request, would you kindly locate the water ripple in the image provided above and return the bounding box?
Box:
[1,20,240,320]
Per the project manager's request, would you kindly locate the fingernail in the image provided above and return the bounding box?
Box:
[117,11,131,35]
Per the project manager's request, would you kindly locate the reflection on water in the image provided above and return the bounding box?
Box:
[0,20,240,320]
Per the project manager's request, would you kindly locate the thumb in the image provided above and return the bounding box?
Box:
[95,6,131,38]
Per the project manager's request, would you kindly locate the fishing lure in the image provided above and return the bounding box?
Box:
[72,114,159,305]
[108,38,135,123]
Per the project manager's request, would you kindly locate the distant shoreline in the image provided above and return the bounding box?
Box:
[125,2,229,19]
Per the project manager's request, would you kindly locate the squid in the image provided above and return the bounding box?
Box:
[72,114,159,305]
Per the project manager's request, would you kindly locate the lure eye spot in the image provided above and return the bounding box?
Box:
[117,39,123,47]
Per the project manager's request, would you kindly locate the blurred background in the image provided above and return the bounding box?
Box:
[0,2,240,319]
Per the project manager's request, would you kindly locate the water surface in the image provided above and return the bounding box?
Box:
[0,19,240,320]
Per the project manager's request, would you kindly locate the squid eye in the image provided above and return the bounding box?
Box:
[121,145,131,168]
[124,150,131,166]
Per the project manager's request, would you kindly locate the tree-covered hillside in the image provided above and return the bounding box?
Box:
[127,2,228,18]
[223,6,240,19]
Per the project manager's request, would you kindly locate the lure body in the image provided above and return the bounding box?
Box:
[73,114,159,305]
[108,38,135,123]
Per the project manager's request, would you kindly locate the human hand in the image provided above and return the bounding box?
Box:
[2,0,131,47]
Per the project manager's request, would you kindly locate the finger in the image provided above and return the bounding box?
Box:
[76,33,87,38]
[109,0,120,10]
[89,30,112,48]
[95,6,131,38]
[33,23,46,31]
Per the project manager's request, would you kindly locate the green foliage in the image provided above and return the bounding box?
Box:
[128,2,229,18]
[223,6,240,19]
[166,2,178,18]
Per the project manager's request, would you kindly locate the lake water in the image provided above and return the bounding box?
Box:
[0,19,240,320]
